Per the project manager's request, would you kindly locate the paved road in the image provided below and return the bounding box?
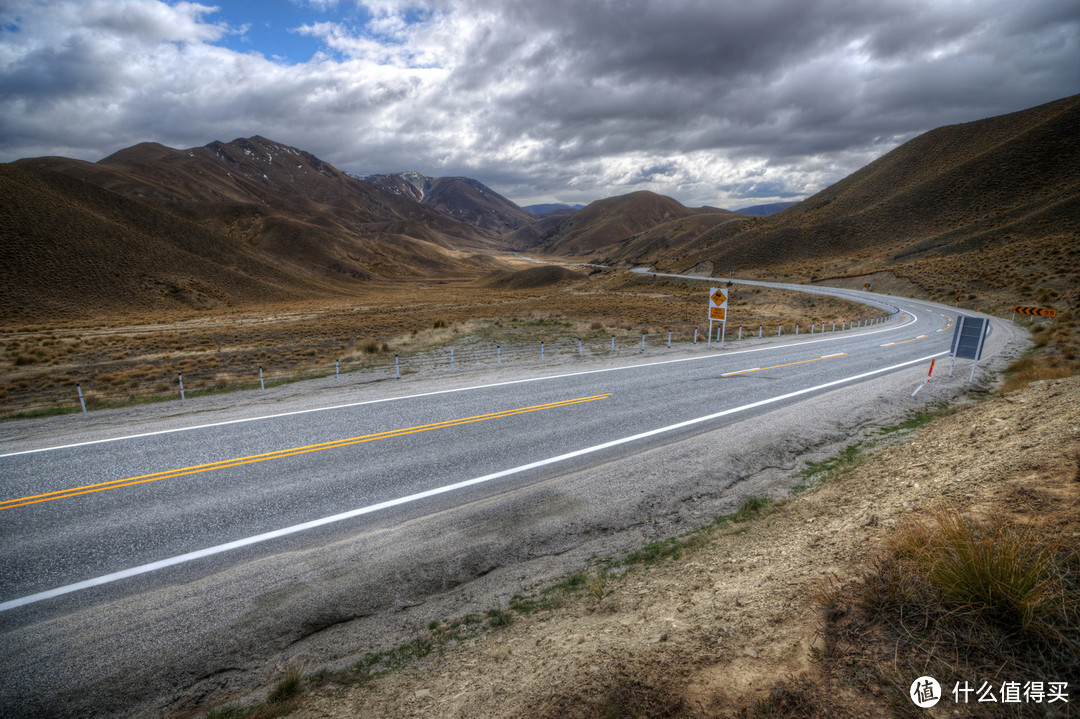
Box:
[0,282,1011,719]
[1,286,958,614]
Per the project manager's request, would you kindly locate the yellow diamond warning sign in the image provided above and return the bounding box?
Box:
[709,287,728,321]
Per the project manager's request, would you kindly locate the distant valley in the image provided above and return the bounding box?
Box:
[2,95,1077,324]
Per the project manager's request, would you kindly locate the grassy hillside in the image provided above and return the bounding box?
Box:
[647,95,1080,313]
[0,163,306,321]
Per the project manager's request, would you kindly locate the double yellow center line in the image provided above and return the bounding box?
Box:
[882,335,928,347]
[1,393,612,511]
[722,353,846,377]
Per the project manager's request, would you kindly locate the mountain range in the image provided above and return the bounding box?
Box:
[2,95,1077,322]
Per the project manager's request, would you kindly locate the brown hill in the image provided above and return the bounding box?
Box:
[593,211,750,267]
[2,137,513,321]
[522,191,723,256]
[597,95,1079,311]
[0,162,304,321]
[482,265,588,290]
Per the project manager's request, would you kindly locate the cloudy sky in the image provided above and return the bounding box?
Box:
[2,0,1078,209]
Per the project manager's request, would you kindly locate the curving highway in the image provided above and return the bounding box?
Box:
[2,280,969,612]
[0,278,1015,718]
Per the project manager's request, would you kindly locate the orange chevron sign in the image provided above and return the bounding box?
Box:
[1013,306,1057,318]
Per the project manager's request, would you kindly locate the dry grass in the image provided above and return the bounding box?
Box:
[870,505,1075,637]
[812,502,1080,718]
[1000,310,1080,392]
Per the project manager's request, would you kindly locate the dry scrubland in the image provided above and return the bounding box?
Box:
[201,368,1079,719]
[0,270,869,417]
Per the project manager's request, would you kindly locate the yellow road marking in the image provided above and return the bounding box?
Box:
[1,393,612,511]
[722,353,846,377]
[881,335,927,347]
[937,323,953,333]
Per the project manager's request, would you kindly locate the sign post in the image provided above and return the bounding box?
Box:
[708,287,729,348]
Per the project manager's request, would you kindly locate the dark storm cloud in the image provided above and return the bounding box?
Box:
[1,0,1077,207]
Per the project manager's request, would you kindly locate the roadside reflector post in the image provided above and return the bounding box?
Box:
[795,324,799,336]
[178,373,185,403]
[335,359,340,383]
[578,338,583,357]
[720,321,726,348]
[758,325,762,338]
[451,348,455,369]
[708,320,713,347]
[911,359,937,397]
[541,341,545,360]
[810,323,814,335]
[738,326,742,340]
[667,331,672,348]
[396,354,401,378]
[641,333,645,352]
[497,346,501,365]
[693,328,698,344]
[778,324,782,336]
[611,335,615,353]
[259,365,265,391]
[76,383,87,414]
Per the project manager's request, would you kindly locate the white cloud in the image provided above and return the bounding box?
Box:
[1,0,1077,208]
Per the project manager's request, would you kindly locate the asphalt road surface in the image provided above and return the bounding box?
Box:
[0,279,1018,718]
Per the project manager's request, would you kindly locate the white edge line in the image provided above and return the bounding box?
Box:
[0,349,947,612]
[1,309,919,458]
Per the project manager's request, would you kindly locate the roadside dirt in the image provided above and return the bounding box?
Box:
[277,375,1079,719]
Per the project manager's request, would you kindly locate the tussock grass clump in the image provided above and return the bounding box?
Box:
[203,669,305,719]
[854,504,1079,682]
[877,506,1071,634]
[266,670,303,703]
[809,502,1079,719]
